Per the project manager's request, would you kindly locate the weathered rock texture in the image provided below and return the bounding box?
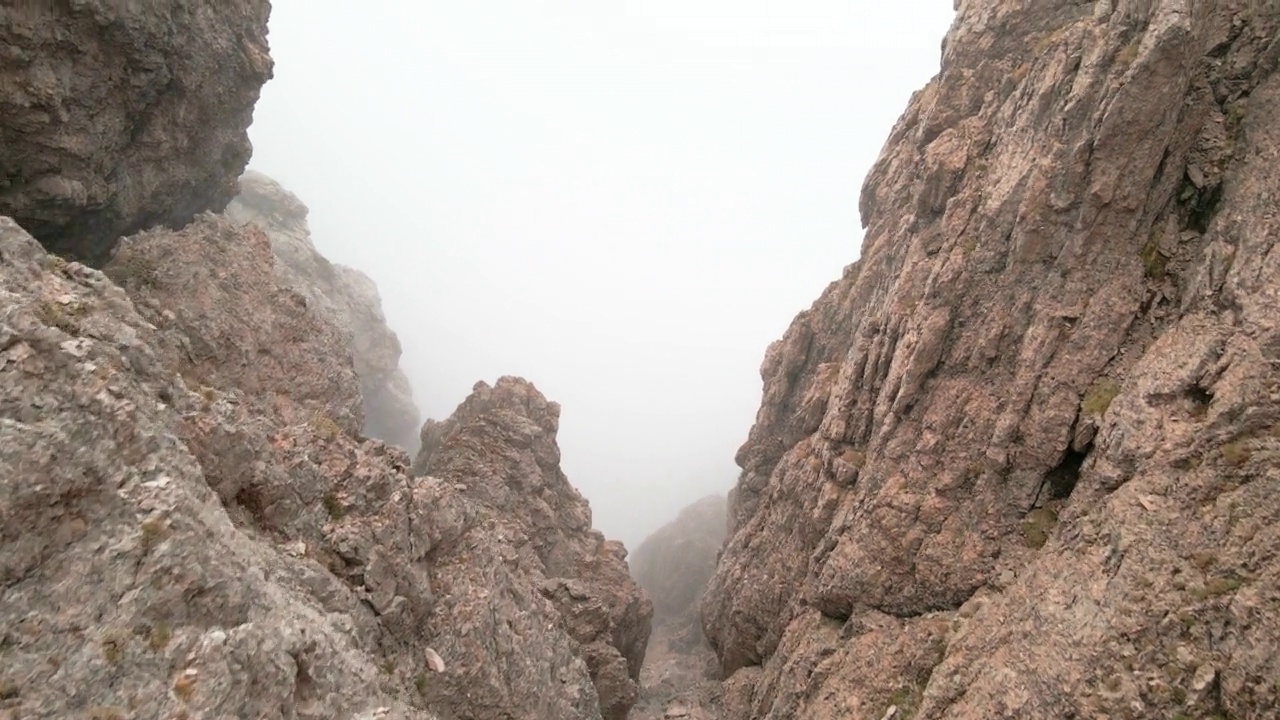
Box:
[703,1,1280,718]
[226,170,422,452]
[0,217,434,720]
[104,212,367,437]
[631,494,726,647]
[415,377,655,720]
[2,210,650,719]
[0,0,273,265]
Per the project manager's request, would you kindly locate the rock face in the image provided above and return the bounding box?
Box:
[104,212,367,437]
[703,2,1280,719]
[0,0,273,265]
[415,377,655,720]
[0,217,434,720]
[631,494,726,645]
[226,170,422,452]
[1,210,649,719]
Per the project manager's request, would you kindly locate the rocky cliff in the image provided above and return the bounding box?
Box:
[414,378,654,720]
[1,206,653,719]
[703,1,1280,718]
[0,0,273,265]
[225,170,422,452]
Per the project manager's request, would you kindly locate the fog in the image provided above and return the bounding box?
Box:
[246,1,954,548]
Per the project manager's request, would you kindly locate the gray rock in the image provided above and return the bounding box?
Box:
[0,1,273,265]
[226,171,422,452]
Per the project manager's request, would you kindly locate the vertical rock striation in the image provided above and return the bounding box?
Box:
[703,1,1280,718]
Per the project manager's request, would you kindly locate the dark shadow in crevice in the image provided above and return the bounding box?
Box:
[1184,384,1213,417]
[1033,448,1087,510]
[1186,181,1224,234]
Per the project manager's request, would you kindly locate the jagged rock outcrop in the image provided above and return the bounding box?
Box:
[0,1,273,265]
[2,209,649,719]
[704,1,1280,719]
[415,377,655,720]
[0,217,434,720]
[632,495,726,645]
[103,212,366,437]
[226,170,422,452]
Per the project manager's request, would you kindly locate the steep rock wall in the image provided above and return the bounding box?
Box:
[704,1,1280,718]
[0,1,273,265]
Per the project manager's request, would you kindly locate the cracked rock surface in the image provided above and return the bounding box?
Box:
[703,2,1280,718]
[0,1,273,265]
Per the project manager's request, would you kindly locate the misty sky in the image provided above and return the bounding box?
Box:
[246,1,955,548]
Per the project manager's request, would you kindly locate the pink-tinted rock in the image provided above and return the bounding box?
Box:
[704,2,1280,718]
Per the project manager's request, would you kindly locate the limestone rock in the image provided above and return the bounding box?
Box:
[226,170,422,452]
[416,377,655,720]
[0,1,273,265]
[0,217,436,720]
[102,212,366,436]
[703,2,1280,718]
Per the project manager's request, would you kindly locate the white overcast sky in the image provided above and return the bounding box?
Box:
[247,0,955,548]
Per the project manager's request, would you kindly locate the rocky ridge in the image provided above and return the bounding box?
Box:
[225,170,422,452]
[1,208,653,719]
[0,1,656,717]
[0,0,273,265]
[703,1,1280,718]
